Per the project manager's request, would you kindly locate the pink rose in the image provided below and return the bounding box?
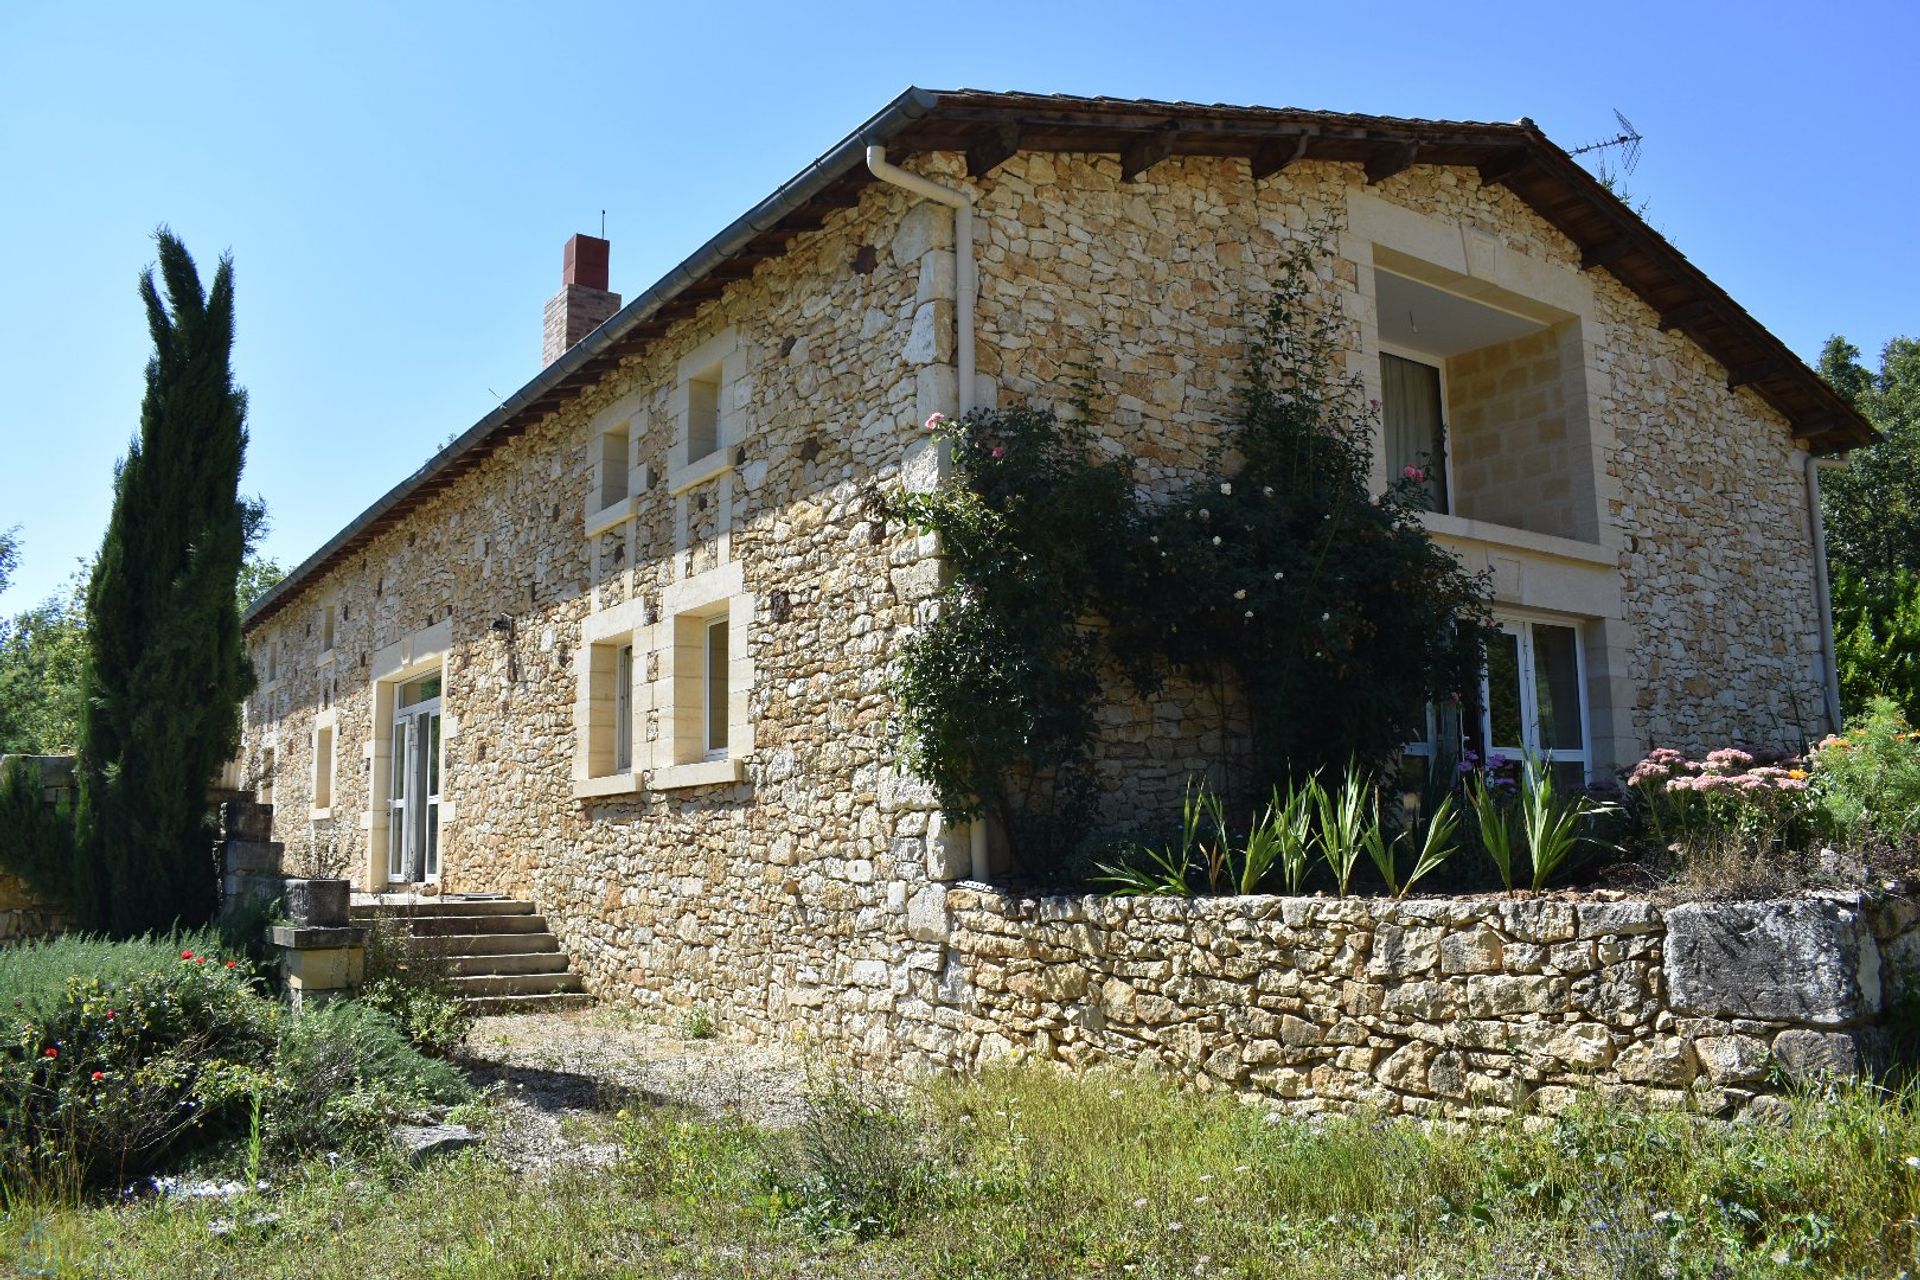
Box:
[991,446,1005,459]
[924,413,946,432]
[1402,465,1425,482]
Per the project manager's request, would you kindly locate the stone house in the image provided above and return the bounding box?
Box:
[240,90,1873,1054]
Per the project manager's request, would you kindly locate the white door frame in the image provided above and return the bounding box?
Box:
[386,685,442,884]
[1481,609,1592,783]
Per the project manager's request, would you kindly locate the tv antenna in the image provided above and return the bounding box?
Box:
[1569,109,1643,177]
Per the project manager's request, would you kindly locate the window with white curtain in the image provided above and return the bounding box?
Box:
[1380,351,1450,514]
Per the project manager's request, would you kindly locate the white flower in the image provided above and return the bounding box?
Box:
[1219,482,1232,496]
[1198,1174,1214,1183]
[1274,571,1284,579]
[1149,535,1159,544]
[1212,536,1222,546]
[1234,589,1246,600]
[1321,612,1330,621]
[1193,1194,1209,1204]
[1244,610,1254,619]
[1108,1088,1124,1099]
[1907,1156,1920,1169]
[1167,1221,1184,1233]
[1262,486,1274,497]
[1234,1165,1251,1174]
[1133,1197,1150,1210]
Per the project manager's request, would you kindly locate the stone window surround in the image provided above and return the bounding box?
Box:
[317,599,338,665]
[1344,189,1615,552]
[357,618,456,891]
[666,328,746,495]
[573,559,754,799]
[582,386,655,539]
[309,707,338,821]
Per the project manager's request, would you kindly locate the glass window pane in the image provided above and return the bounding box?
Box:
[391,723,407,800]
[706,619,729,754]
[1531,624,1584,751]
[1549,760,1586,793]
[425,805,439,879]
[400,675,441,707]
[614,645,633,772]
[1486,630,1523,750]
[1380,353,1449,512]
[427,713,441,797]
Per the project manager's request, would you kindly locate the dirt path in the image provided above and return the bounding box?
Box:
[454,1008,813,1172]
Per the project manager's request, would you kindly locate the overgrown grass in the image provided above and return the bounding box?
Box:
[0,932,226,1014]
[6,1066,1918,1277]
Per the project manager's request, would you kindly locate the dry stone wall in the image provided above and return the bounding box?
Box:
[887,889,1918,1119]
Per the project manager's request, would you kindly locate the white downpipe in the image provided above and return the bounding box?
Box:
[867,144,988,880]
[865,145,976,416]
[1804,451,1847,734]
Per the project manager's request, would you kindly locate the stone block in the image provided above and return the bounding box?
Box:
[1466,974,1568,1018]
[1692,1034,1770,1085]
[905,883,951,943]
[222,839,283,873]
[1664,900,1881,1025]
[393,1123,480,1166]
[1368,923,1440,975]
[1440,925,1503,974]
[284,877,350,927]
[281,944,365,993]
[1613,1036,1696,1087]
[1770,1029,1863,1082]
[1577,900,1662,938]
[219,799,274,842]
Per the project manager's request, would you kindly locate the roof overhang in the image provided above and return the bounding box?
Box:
[244,88,1874,629]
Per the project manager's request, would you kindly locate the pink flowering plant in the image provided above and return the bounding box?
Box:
[1624,742,1816,863]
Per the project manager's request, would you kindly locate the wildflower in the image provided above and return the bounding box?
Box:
[106,1010,115,1020]
[1234,1165,1251,1174]
[1320,612,1330,622]
[991,446,1006,459]
[1193,1194,1210,1205]
[1906,1156,1920,1169]
[1198,508,1211,521]
[1107,1088,1124,1099]
[1133,1197,1150,1209]
[1234,589,1246,600]
[194,956,205,965]
[1149,535,1159,544]
[924,412,946,432]
[1244,610,1253,619]
[225,961,237,969]
[180,950,194,960]
[1212,536,1222,546]
[1219,482,1232,496]
[91,1071,105,1082]
[1402,465,1425,482]
[1167,1221,1184,1233]
[43,1047,57,1059]
[1273,571,1283,579]
[1262,486,1273,497]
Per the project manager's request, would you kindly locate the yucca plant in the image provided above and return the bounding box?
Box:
[1097,778,1212,896]
[1516,756,1621,891]
[1465,771,1518,891]
[1314,764,1370,896]
[1400,792,1461,897]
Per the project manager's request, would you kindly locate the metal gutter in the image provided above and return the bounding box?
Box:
[244,86,941,628]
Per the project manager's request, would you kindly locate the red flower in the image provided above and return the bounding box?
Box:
[43,1047,57,1059]
[193,956,205,965]
[91,1071,105,1082]
[225,961,237,969]
[180,950,194,960]
[105,1010,115,1020]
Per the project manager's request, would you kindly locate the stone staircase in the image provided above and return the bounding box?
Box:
[350,896,589,1015]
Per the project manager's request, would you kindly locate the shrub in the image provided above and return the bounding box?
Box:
[359,913,473,1057]
[1,935,277,1201]
[1626,744,1820,867]
[779,1079,939,1237]
[267,999,469,1157]
[1812,696,1920,841]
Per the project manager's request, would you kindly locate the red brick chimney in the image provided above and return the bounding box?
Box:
[542,234,620,366]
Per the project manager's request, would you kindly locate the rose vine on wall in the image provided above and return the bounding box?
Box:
[889,235,1496,877]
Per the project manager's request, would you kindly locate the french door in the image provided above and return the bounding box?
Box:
[387,675,442,883]
[1481,615,1590,789]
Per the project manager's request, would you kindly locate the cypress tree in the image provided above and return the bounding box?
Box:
[73,230,254,935]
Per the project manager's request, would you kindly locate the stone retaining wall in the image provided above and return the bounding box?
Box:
[883,889,1919,1119]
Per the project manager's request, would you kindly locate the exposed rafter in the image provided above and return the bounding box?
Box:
[1580,237,1634,271]
[1119,123,1182,182]
[1726,358,1780,391]
[1364,141,1420,185]
[1659,298,1717,332]
[1249,134,1310,180]
[966,122,1023,178]
[1477,150,1534,187]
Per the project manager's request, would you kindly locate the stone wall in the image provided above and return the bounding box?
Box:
[1447,322,1594,542]
[883,889,1918,1119]
[0,871,65,944]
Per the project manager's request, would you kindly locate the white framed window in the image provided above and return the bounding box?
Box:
[312,720,334,811]
[1402,610,1592,791]
[614,643,634,772]
[1379,347,1451,514]
[703,617,729,759]
[686,365,721,464]
[598,424,631,509]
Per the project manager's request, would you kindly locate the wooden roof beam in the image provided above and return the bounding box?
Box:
[1659,298,1718,332]
[1120,124,1182,182]
[1726,358,1780,391]
[1580,237,1634,272]
[1249,134,1311,180]
[966,123,1022,178]
[1477,150,1535,187]
[1364,141,1419,185]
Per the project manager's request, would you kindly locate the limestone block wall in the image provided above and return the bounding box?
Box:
[1447,322,1595,542]
[0,872,65,944]
[889,889,1917,1119]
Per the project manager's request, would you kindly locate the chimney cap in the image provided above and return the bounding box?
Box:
[562,234,610,291]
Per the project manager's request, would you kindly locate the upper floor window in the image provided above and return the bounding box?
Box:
[1380,351,1450,513]
[686,365,721,464]
[320,603,337,655]
[599,424,631,509]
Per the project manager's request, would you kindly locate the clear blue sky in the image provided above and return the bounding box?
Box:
[1,1,1913,611]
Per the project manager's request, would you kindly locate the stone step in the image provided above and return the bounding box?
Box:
[351,898,534,919]
[381,913,552,937]
[414,932,561,957]
[448,951,572,977]
[464,991,593,1017]
[449,970,584,998]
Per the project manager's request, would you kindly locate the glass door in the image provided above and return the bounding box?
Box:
[1478,617,1589,789]
[387,675,443,884]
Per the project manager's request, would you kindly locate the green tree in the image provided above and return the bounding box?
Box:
[71,231,256,935]
[1819,335,1920,719]
[0,560,90,754]
[0,525,17,596]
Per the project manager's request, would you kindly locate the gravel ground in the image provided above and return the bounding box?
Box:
[453,1007,814,1173]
